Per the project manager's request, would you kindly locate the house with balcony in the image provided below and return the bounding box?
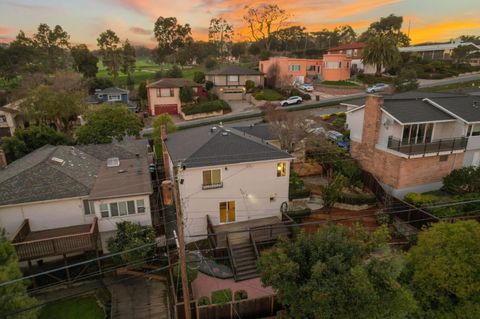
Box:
[162,124,293,280]
[0,139,154,265]
[345,92,480,197]
[399,39,480,61]
[259,54,351,87]
[147,78,204,116]
[205,65,264,101]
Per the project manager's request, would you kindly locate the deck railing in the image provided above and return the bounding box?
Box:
[12,218,99,261]
[387,136,468,157]
[206,215,217,247]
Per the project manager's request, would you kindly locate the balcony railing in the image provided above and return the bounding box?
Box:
[387,136,468,157]
[202,182,223,190]
[12,218,99,261]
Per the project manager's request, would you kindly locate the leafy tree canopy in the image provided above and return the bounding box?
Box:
[153,16,192,63]
[406,221,480,318]
[258,224,417,319]
[71,44,99,78]
[152,113,177,146]
[107,221,156,264]
[359,14,410,47]
[97,29,123,81]
[76,104,142,144]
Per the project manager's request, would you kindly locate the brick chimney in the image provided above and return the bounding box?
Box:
[161,180,173,206]
[0,148,7,169]
[362,95,384,149]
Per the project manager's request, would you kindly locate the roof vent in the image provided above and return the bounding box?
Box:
[107,157,120,167]
[50,157,65,166]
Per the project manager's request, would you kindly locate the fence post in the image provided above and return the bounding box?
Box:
[271,295,275,315]
[230,301,233,319]
[196,301,200,319]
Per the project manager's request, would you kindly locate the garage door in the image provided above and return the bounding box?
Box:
[154,104,178,115]
[222,90,244,101]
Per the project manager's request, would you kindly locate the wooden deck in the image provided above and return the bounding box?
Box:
[12,218,99,261]
[211,216,283,247]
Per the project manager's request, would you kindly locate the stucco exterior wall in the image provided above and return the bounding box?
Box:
[177,159,292,241]
[206,74,263,87]
[346,108,364,142]
[147,87,181,114]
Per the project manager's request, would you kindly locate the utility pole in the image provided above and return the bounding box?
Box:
[173,163,191,319]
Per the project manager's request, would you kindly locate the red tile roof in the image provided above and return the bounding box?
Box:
[328,42,366,51]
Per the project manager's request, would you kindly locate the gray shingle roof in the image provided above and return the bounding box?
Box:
[165,126,292,168]
[147,78,199,88]
[429,96,480,123]
[0,139,151,206]
[384,91,466,100]
[97,87,128,94]
[382,99,455,124]
[206,65,263,76]
[231,124,275,140]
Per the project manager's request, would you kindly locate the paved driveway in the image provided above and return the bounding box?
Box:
[227,100,257,114]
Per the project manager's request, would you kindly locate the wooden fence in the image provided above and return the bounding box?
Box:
[175,295,280,319]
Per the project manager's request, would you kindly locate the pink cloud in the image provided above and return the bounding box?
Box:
[0,26,12,34]
[130,26,151,35]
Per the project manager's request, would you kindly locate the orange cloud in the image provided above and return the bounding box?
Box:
[410,20,480,44]
[0,26,11,34]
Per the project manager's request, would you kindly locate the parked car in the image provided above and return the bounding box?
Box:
[326,130,350,149]
[366,83,389,93]
[281,96,303,106]
[299,84,314,92]
[306,127,326,136]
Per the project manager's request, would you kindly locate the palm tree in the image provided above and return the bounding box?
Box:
[363,34,400,76]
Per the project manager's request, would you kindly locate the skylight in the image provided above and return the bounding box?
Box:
[107,157,120,167]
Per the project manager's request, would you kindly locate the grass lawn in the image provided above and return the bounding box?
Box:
[321,80,360,87]
[97,58,203,88]
[254,88,285,101]
[39,296,104,319]
[419,80,480,92]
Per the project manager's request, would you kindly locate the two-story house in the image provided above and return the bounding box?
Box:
[0,139,154,265]
[259,54,351,86]
[147,78,204,116]
[399,40,480,61]
[205,66,264,101]
[0,100,24,138]
[327,42,379,74]
[345,92,480,197]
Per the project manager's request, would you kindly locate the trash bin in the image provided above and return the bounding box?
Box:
[315,95,320,101]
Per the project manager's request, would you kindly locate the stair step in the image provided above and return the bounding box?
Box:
[232,246,254,253]
[236,264,257,272]
[236,268,258,276]
[236,258,257,266]
[233,252,256,259]
[232,243,252,249]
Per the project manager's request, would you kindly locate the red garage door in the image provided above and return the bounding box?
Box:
[154,104,178,115]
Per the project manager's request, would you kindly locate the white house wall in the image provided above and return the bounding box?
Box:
[346,108,364,142]
[432,121,460,140]
[177,159,291,241]
[377,113,402,146]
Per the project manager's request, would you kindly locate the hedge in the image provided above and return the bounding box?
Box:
[198,296,211,306]
[234,289,248,301]
[289,188,311,200]
[182,100,231,115]
[337,192,377,205]
[254,89,285,101]
[211,289,233,304]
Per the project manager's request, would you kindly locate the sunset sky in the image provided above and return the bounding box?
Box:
[0,0,479,48]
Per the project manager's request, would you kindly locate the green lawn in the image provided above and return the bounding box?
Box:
[39,296,104,319]
[97,58,203,87]
[419,80,480,92]
[254,89,285,101]
[321,80,360,87]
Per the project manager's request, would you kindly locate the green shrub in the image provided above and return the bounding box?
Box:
[443,166,480,194]
[254,89,285,101]
[287,208,312,222]
[234,289,248,301]
[332,118,346,128]
[320,114,331,120]
[172,264,198,284]
[165,65,183,78]
[245,80,255,92]
[204,57,217,70]
[182,100,231,115]
[334,161,363,187]
[375,210,391,225]
[193,71,205,84]
[289,188,311,200]
[211,289,232,304]
[404,192,440,207]
[336,112,346,118]
[180,86,194,103]
[337,192,377,205]
[205,80,214,91]
[289,171,311,200]
[198,296,211,306]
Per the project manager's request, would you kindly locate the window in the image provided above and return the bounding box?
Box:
[288,64,301,72]
[307,65,316,71]
[83,200,95,215]
[346,62,350,68]
[346,49,352,57]
[401,123,434,145]
[110,203,119,217]
[202,169,221,186]
[228,75,239,82]
[100,204,109,218]
[325,61,340,69]
[158,88,174,97]
[219,201,235,223]
[136,199,145,213]
[127,201,136,215]
[277,162,287,177]
[119,202,128,216]
[339,62,342,68]
[108,94,121,101]
[439,155,449,162]
[467,124,480,137]
[0,115,6,123]
[353,49,358,56]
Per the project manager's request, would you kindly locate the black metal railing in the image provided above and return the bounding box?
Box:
[387,136,468,157]
[202,182,223,190]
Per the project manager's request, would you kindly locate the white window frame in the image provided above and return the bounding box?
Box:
[467,123,480,137]
[108,94,121,102]
[83,200,95,215]
[159,88,174,97]
[100,203,109,218]
[228,75,239,82]
[136,199,145,213]
[202,169,222,186]
[288,64,301,72]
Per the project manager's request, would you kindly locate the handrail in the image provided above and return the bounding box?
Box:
[250,231,259,259]
[11,219,30,243]
[387,136,468,156]
[226,235,237,280]
[206,215,217,247]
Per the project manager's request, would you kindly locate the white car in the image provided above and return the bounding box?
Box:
[299,84,314,92]
[366,83,389,93]
[281,96,303,106]
[306,127,326,136]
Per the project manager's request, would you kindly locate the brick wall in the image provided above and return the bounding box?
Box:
[350,94,465,190]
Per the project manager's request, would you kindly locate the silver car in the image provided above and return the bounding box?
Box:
[366,83,389,93]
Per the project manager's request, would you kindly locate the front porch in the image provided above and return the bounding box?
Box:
[12,218,100,262]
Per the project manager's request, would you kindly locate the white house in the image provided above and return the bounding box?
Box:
[0,100,24,138]
[0,139,154,263]
[163,124,293,242]
[343,92,480,197]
